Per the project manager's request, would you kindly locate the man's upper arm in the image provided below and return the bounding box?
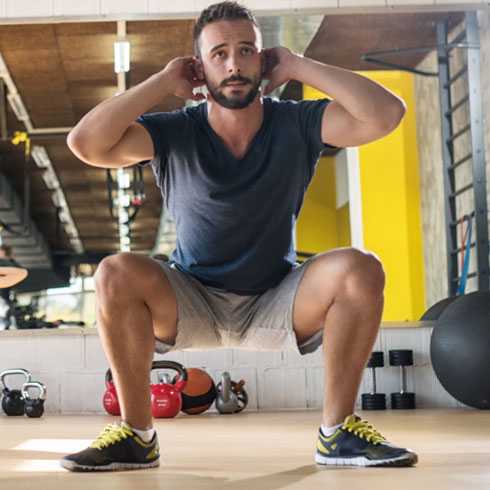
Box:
[69,122,155,168]
[106,122,155,167]
[321,99,403,148]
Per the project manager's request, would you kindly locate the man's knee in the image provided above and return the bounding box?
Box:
[341,248,385,296]
[95,253,129,296]
[94,253,164,300]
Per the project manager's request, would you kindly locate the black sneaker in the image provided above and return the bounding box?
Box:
[315,414,418,467]
[60,422,160,472]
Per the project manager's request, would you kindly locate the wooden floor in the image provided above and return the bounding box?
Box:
[0,409,489,489]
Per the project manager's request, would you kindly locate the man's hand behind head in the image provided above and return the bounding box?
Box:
[162,56,207,102]
[261,46,298,96]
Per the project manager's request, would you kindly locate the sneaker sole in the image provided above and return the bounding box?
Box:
[315,452,418,467]
[60,458,160,472]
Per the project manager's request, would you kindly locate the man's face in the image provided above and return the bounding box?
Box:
[197,19,263,110]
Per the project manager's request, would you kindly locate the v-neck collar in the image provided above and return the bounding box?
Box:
[200,97,271,162]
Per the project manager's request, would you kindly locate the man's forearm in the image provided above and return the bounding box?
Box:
[67,71,172,156]
[290,55,406,125]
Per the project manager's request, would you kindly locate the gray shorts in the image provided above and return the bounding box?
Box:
[153,258,323,356]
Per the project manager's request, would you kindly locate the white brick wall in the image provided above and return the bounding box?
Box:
[0,325,467,416]
[61,370,107,413]
[53,0,100,17]
[0,0,485,23]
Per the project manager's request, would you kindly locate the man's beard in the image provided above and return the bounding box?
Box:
[206,74,262,109]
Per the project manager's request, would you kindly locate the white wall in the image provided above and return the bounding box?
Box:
[0,325,469,416]
[0,0,485,24]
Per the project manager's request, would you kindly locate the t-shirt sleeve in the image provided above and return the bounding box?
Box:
[134,112,170,169]
[296,98,341,155]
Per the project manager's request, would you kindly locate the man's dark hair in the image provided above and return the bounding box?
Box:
[193,1,258,57]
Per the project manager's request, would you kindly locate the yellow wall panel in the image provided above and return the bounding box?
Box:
[301,71,426,321]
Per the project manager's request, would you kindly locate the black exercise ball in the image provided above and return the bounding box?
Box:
[430,291,490,409]
[420,296,458,321]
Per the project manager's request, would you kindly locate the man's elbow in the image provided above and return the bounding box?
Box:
[67,142,89,165]
[383,99,406,131]
[66,131,100,166]
[66,130,86,159]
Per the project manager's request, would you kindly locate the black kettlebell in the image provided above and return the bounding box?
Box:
[215,372,248,414]
[1,368,32,416]
[22,381,46,418]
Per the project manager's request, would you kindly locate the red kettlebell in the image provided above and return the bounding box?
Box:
[150,361,187,418]
[103,368,121,416]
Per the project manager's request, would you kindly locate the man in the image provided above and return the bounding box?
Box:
[62,1,417,472]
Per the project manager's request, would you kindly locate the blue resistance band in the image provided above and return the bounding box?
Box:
[457,216,473,296]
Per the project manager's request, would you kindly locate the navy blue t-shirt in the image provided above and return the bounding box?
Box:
[136,96,337,294]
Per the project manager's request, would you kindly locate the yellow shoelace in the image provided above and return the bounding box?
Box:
[342,415,386,445]
[90,423,134,450]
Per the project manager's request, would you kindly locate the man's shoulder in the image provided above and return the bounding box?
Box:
[265,96,313,116]
[137,103,203,130]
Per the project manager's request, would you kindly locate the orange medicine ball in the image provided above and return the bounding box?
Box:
[174,368,217,415]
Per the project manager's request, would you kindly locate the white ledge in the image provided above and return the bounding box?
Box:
[0,321,434,338]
